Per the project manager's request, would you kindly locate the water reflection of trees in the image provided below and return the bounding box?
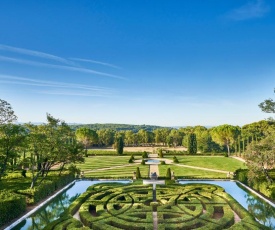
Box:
[27,192,80,230]
[246,193,275,229]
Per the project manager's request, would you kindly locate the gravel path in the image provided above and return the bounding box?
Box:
[153,211,158,230]
[149,164,159,177]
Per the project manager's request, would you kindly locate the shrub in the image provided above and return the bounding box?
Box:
[129,155,135,163]
[17,173,74,205]
[173,156,179,163]
[166,168,171,179]
[141,159,146,165]
[136,167,141,179]
[142,151,148,158]
[0,190,26,227]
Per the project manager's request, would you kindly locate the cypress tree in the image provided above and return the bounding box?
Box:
[166,167,171,179]
[136,167,141,179]
[188,133,197,154]
[116,136,124,154]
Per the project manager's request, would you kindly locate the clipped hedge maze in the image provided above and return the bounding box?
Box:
[49,183,267,230]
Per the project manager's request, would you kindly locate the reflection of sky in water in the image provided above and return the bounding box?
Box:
[12,180,130,230]
[179,181,275,229]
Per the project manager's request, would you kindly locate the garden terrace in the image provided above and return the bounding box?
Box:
[47,182,267,230]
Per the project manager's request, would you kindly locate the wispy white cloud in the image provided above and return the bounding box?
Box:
[225,0,270,21]
[70,58,121,69]
[0,44,124,79]
[0,56,125,80]
[0,74,115,97]
[0,44,75,66]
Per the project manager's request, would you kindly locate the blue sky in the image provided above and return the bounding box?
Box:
[0,0,274,126]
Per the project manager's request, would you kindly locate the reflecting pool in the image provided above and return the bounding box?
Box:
[146,159,160,164]
[11,180,130,230]
[179,180,275,229]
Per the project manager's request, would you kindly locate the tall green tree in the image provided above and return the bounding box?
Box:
[97,129,115,146]
[259,88,275,120]
[188,133,197,154]
[245,133,275,184]
[210,124,240,156]
[0,124,27,179]
[75,127,98,154]
[0,99,17,124]
[116,136,124,154]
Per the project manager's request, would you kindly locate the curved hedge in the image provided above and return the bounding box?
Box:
[47,183,267,229]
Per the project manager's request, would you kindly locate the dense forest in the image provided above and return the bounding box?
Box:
[70,123,168,132]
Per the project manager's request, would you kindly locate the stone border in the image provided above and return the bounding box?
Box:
[177,179,275,208]
[4,180,76,230]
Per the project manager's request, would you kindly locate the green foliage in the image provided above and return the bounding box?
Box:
[234,169,248,184]
[259,88,275,120]
[142,151,148,158]
[166,167,171,179]
[161,160,166,165]
[0,99,17,124]
[173,156,179,163]
[158,148,164,157]
[70,123,164,132]
[210,124,240,155]
[128,155,135,163]
[187,133,197,154]
[49,183,266,230]
[136,167,141,179]
[0,190,26,227]
[17,173,74,205]
[116,136,124,154]
[141,159,146,165]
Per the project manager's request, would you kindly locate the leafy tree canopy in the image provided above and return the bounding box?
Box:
[0,99,17,124]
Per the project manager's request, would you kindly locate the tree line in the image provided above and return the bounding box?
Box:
[1,88,275,187]
[75,121,275,155]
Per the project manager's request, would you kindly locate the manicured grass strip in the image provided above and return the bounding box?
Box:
[84,165,149,178]
[76,156,130,171]
[159,165,227,178]
[167,156,247,172]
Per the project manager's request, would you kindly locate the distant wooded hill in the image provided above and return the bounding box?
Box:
[70,123,170,132]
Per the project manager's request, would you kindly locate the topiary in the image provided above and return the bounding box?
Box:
[136,167,141,179]
[166,168,171,179]
[173,156,179,163]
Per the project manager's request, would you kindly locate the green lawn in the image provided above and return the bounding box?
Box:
[159,165,228,178]
[84,165,149,178]
[168,156,246,172]
[76,156,131,170]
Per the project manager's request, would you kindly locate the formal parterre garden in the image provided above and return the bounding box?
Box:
[46,182,267,230]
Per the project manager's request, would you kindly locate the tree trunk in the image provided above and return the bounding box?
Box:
[226,144,230,156]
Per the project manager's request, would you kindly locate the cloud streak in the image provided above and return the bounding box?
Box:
[0,74,115,97]
[70,58,121,69]
[0,44,124,79]
[0,44,75,66]
[225,0,270,21]
[0,55,125,80]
